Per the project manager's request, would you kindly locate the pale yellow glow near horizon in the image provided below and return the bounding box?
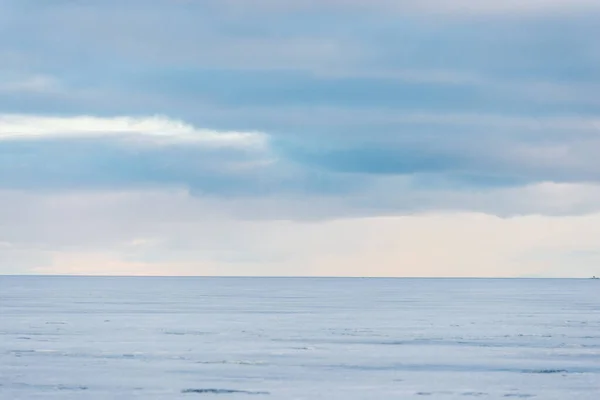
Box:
[31,212,600,278]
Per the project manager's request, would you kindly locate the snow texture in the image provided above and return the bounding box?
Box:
[1,277,599,399]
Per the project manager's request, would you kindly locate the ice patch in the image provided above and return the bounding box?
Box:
[181,388,270,395]
[163,330,213,336]
[415,391,454,396]
[527,369,568,374]
[57,385,89,391]
[196,360,266,366]
[8,383,89,391]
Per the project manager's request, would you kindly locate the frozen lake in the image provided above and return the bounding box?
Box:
[1,277,599,399]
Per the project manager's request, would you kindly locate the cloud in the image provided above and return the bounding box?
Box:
[1,0,600,277]
[0,74,61,94]
[278,112,600,186]
[0,114,282,195]
[2,112,600,199]
[32,252,215,276]
[1,0,598,127]
[5,188,600,277]
[0,114,266,148]
[201,0,600,16]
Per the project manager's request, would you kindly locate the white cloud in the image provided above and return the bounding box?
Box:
[23,209,600,278]
[32,252,216,276]
[0,74,61,94]
[0,114,267,148]
[3,186,600,277]
[361,179,600,217]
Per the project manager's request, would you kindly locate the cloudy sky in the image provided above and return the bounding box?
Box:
[1,0,600,277]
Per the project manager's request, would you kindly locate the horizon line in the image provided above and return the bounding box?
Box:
[0,274,588,279]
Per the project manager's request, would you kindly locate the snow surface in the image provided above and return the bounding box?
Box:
[1,277,599,399]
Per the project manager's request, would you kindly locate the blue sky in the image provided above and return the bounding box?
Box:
[1,0,600,276]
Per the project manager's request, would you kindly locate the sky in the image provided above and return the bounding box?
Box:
[1,0,600,277]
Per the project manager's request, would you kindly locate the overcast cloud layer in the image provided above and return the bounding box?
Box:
[1,0,599,276]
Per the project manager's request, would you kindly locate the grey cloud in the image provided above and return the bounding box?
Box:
[3,181,600,256]
[1,111,600,201]
[1,0,599,220]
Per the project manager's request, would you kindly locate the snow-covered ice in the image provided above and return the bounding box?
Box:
[0,277,598,399]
